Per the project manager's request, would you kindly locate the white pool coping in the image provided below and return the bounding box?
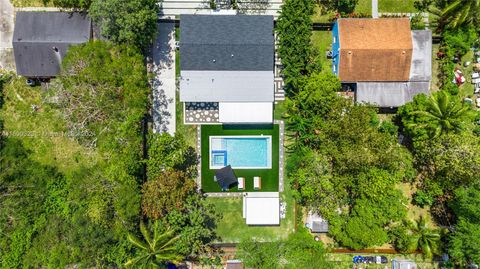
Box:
[209,135,272,169]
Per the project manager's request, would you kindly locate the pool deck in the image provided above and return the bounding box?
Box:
[197,123,284,194]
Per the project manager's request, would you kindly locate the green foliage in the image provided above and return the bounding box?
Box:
[237,230,331,269]
[276,0,319,95]
[42,0,90,9]
[413,190,435,207]
[397,91,474,140]
[165,194,219,259]
[125,221,183,268]
[329,193,407,249]
[407,217,442,258]
[89,0,159,51]
[448,185,480,266]
[413,132,480,193]
[440,0,480,29]
[56,41,149,149]
[142,170,197,219]
[146,133,198,179]
[145,133,218,260]
[285,73,342,149]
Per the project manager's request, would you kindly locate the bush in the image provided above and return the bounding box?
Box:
[413,190,435,207]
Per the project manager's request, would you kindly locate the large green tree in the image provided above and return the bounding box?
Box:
[276,0,319,95]
[448,185,480,266]
[89,0,159,51]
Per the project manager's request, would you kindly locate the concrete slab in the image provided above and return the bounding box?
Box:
[152,22,176,136]
[0,0,15,71]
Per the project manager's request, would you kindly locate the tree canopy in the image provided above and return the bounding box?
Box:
[89,0,159,51]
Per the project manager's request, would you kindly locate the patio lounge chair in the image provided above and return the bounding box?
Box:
[238,177,245,190]
[254,176,261,190]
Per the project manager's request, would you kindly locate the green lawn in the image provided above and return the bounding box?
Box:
[355,0,372,15]
[0,77,99,175]
[207,176,295,242]
[378,0,416,13]
[311,31,333,72]
[10,0,54,7]
[200,124,280,192]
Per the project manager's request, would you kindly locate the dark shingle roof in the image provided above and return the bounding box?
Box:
[180,15,274,71]
[13,12,91,77]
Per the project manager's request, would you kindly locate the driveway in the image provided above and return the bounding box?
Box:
[151,22,176,136]
[0,0,15,71]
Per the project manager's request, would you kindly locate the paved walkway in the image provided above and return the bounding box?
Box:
[0,0,15,71]
[151,22,176,136]
[372,0,378,18]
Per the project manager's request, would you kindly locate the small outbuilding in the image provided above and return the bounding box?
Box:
[392,259,417,269]
[243,192,280,226]
[12,12,92,78]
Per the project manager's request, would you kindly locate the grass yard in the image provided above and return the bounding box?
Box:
[207,176,295,242]
[378,0,416,13]
[311,31,333,72]
[0,77,99,175]
[200,124,280,192]
[355,0,372,15]
[10,0,54,7]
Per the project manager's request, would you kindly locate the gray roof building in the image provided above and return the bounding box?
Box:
[13,12,91,78]
[179,15,275,124]
[180,15,274,71]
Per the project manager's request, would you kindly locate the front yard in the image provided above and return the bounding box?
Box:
[200,124,280,193]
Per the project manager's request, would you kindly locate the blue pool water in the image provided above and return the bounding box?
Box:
[210,136,271,169]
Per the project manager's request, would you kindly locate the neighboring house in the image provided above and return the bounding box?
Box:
[332,18,432,107]
[13,12,92,78]
[179,14,275,124]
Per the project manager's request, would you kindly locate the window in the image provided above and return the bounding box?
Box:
[333,65,336,72]
[333,36,336,43]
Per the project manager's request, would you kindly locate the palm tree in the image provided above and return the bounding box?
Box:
[410,91,473,138]
[125,221,183,268]
[407,216,441,258]
[440,0,480,28]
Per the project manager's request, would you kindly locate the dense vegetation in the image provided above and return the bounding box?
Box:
[237,229,331,269]
[0,41,219,267]
[42,0,158,51]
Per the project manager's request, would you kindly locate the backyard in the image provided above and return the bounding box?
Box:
[207,175,295,243]
[200,124,280,193]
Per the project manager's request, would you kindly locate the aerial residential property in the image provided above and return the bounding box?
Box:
[179,14,284,226]
[12,12,92,79]
[1,0,478,266]
[332,18,432,107]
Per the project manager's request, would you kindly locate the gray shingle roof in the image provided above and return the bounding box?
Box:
[13,12,91,77]
[180,15,274,71]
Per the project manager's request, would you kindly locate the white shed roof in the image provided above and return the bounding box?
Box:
[243,192,279,225]
[179,70,274,102]
[219,102,273,123]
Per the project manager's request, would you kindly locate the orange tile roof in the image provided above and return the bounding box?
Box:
[337,18,413,82]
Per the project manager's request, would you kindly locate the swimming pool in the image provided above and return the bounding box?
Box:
[210,135,272,169]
